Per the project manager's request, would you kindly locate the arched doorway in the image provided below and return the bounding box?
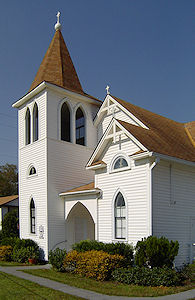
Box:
[66,202,95,250]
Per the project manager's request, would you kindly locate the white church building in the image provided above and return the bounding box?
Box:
[13,14,195,265]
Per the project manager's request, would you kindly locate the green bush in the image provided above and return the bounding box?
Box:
[49,248,67,271]
[135,236,179,268]
[0,237,20,247]
[12,239,40,263]
[112,266,184,287]
[2,210,19,238]
[72,240,133,266]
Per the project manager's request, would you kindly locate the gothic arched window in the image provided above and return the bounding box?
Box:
[29,166,36,176]
[114,192,126,239]
[33,103,38,142]
[61,102,70,142]
[30,199,35,234]
[25,108,31,145]
[76,107,85,146]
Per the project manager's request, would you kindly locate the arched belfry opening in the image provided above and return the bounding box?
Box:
[66,202,95,250]
[25,108,31,145]
[75,107,85,146]
[61,102,71,142]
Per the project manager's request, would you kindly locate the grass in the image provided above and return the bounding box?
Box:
[0,271,84,300]
[0,261,26,267]
[23,268,195,297]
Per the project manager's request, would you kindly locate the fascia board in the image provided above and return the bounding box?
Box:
[94,94,113,125]
[59,189,100,197]
[153,152,195,167]
[86,118,115,167]
[12,82,101,108]
[94,95,149,129]
[131,151,153,160]
[86,163,107,170]
[12,82,46,108]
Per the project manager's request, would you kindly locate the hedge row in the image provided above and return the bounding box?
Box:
[112,266,184,287]
[64,250,124,281]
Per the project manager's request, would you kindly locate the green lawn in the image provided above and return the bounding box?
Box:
[0,271,84,300]
[0,261,26,267]
[23,268,195,297]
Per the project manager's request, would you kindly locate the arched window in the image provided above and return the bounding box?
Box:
[113,157,128,170]
[33,103,38,142]
[25,108,31,145]
[76,107,85,145]
[114,192,126,239]
[30,199,35,234]
[61,102,70,142]
[29,166,36,176]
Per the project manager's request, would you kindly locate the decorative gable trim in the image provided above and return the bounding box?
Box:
[86,118,148,168]
[94,94,148,129]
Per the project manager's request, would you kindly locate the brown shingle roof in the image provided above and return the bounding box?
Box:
[111,95,195,162]
[90,160,106,166]
[62,182,101,194]
[29,30,84,94]
[0,195,19,206]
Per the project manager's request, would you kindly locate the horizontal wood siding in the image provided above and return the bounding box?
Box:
[96,136,149,245]
[19,138,48,258]
[152,161,195,266]
[47,91,98,252]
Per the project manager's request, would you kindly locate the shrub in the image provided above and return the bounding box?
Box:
[135,236,179,268]
[2,210,19,238]
[64,250,124,281]
[12,239,40,263]
[0,237,20,247]
[72,240,133,266]
[112,266,184,287]
[0,245,12,261]
[49,248,67,271]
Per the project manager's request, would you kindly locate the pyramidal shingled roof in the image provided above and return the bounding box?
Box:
[29,29,84,94]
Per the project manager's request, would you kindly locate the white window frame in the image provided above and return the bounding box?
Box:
[112,189,128,241]
[110,153,131,174]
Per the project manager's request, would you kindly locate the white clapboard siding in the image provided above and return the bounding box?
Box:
[95,135,149,245]
[46,90,99,253]
[152,161,195,266]
[19,138,48,257]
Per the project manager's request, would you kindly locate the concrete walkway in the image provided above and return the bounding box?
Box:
[0,264,195,300]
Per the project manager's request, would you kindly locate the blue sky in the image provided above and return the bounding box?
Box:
[0,0,194,166]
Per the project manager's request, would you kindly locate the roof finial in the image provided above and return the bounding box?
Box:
[55,11,62,31]
[106,85,110,95]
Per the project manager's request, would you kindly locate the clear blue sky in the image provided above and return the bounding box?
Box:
[0,0,194,166]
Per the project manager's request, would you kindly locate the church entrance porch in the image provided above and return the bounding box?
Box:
[66,202,95,250]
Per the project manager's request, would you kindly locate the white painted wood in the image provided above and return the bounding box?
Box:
[152,161,195,266]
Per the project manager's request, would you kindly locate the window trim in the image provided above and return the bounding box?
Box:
[27,164,38,178]
[33,102,39,142]
[61,101,71,142]
[30,198,36,234]
[110,153,131,174]
[75,106,86,146]
[25,107,31,145]
[112,189,128,241]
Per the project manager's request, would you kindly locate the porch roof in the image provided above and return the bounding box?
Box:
[59,182,101,197]
[0,195,19,206]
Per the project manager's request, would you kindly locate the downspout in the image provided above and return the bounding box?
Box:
[149,157,160,236]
